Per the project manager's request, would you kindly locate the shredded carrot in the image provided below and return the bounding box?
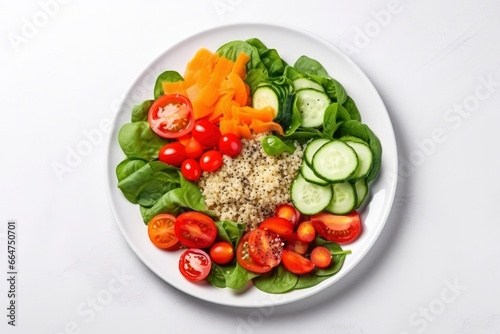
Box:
[160,48,284,138]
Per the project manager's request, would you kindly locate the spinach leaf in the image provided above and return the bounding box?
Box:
[209,262,260,290]
[131,100,153,122]
[260,48,286,77]
[294,273,332,290]
[136,172,180,207]
[293,55,347,104]
[154,71,183,99]
[216,40,266,73]
[116,159,146,183]
[342,96,361,121]
[294,55,329,77]
[283,65,304,81]
[245,37,268,54]
[323,103,342,138]
[139,173,208,223]
[224,263,260,289]
[118,121,169,161]
[244,68,268,92]
[215,220,245,245]
[117,161,179,205]
[207,263,227,288]
[253,265,298,294]
[261,135,295,156]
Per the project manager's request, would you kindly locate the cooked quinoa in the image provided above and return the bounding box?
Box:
[197,133,304,230]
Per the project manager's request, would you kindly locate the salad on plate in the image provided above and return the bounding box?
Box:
[115,37,382,294]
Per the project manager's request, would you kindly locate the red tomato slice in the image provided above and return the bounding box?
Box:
[147,213,179,250]
[281,249,315,275]
[149,94,194,139]
[311,211,362,244]
[258,217,294,240]
[236,232,272,274]
[178,249,212,282]
[174,212,217,249]
[247,229,283,268]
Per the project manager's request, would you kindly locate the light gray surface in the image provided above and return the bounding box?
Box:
[1,0,499,333]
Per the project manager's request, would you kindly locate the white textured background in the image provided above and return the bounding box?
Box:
[1,0,500,333]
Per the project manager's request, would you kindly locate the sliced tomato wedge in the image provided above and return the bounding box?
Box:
[247,229,283,268]
[147,213,179,250]
[311,211,362,244]
[174,212,217,249]
[148,94,194,138]
[281,249,315,275]
[178,249,212,282]
[258,217,294,240]
[236,232,272,274]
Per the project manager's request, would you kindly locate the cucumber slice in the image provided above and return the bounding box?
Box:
[325,182,357,215]
[291,174,332,215]
[300,161,329,186]
[312,140,359,183]
[252,86,280,118]
[304,138,330,167]
[293,78,325,92]
[354,178,368,209]
[344,141,373,181]
[295,89,331,128]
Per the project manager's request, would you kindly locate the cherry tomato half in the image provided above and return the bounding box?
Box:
[296,220,316,243]
[311,211,362,244]
[149,94,194,139]
[259,217,294,240]
[158,142,187,167]
[310,246,332,269]
[179,249,212,282]
[218,133,242,157]
[248,229,283,268]
[181,158,202,181]
[209,241,234,265]
[175,212,217,249]
[275,204,301,227]
[281,249,315,275]
[199,150,223,172]
[147,213,179,250]
[191,120,221,148]
[185,140,204,159]
[236,232,272,274]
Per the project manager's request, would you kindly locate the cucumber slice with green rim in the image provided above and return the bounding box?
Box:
[304,138,330,167]
[353,178,368,209]
[325,182,357,215]
[312,140,359,183]
[292,78,325,92]
[295,88,331,128]
[344,140,373,181]
[300,161,329,186]
[252,86,280,118]
[291,174,332,215]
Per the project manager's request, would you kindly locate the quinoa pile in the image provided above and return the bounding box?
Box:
[197,133,304,230]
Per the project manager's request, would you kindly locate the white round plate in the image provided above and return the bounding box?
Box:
[105,23,398,307]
